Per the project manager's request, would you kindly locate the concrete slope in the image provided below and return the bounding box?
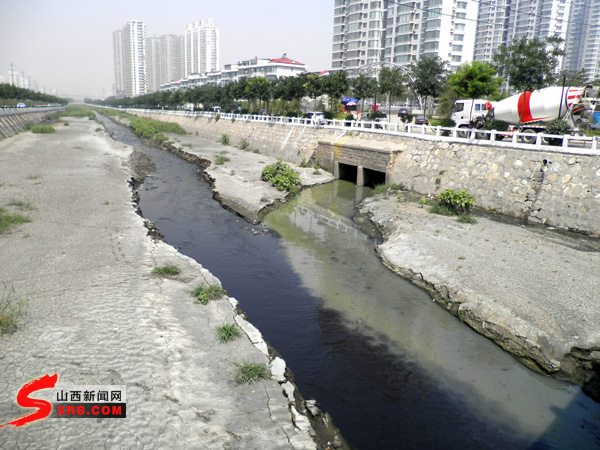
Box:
[0,119,318,449]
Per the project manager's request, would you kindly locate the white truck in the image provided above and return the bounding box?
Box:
[451,86,589,143]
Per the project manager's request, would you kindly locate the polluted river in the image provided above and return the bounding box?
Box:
[104,116,600,450]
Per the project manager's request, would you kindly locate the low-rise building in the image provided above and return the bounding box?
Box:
[159,55,306,91]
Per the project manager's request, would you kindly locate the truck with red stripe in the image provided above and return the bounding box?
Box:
[451,86,590,143]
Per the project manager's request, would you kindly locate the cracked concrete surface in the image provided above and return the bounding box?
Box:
[0,119,316,449]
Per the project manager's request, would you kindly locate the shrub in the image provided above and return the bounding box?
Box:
[544,120,571,146]
[219,134,230,145]
[438,189,475,214]
[484,120,510,131]
[430,203,455,216]
[215,154,230,165]
[233,361,271,385]
[152,133,168,144]
[130,117,185,139]
[261,161,302,195]
[238,139,250,150]
[30,125,55,134]
[192,285,227,305]
[215,113,221,122]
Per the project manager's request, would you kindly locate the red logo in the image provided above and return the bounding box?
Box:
[0,374,58,428]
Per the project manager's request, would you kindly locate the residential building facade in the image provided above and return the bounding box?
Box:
[473,0,571,65]
[563,0,600,81]
[147,34,181,93]
[181,19,219,79]
[112,30,124,97]
[332,0,478,73]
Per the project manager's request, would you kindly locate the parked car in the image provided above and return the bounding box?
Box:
[305,111,326,125]
[414,117,429,125]
[397,108,411,117]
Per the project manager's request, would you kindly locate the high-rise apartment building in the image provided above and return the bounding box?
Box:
[181,19,219,78]
[114,19,219,96]
[112,30,124,97]
[474,0,571,64]
[332,0,477,73]
[563,0,600,81]
[118,20,147,97]
[147,34,180,93]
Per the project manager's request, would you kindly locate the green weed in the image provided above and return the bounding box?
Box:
[192,285,227,305]
[233,361,271,385]
[153,265,181,276]
[216,323,239,343]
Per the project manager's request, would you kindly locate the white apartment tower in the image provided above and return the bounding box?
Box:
[563,0,600,81]
[120,20,148,97]
[146,34,180,93]
[181,19,219,78]
[474,0,571,64]
[332,0,478,73]
[112,30,124,97]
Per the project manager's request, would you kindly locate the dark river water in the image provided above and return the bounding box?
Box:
[103,116,600,450]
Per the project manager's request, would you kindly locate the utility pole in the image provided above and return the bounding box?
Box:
[9,63,15,85]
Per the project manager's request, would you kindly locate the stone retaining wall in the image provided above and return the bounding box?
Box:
[0,111,57,139]
[126,110,600,236]
[316,132,600,235]
[130,110,343,164]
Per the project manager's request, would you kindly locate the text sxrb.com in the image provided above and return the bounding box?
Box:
[1,374,127,428]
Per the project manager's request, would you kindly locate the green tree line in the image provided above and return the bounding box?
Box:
[88,36,599,118]
[0,83,69,107]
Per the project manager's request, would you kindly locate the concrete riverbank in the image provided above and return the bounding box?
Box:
[153,119,600,399]
[0,118,337,449]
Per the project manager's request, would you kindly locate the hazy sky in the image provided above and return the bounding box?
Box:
[0,0,334,99]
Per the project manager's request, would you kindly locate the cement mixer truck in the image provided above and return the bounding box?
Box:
[451,86,590,143]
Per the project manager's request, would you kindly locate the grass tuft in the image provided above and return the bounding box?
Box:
[153,265,181,276]
[192,285,227,305]
[215,155,230,165]
[0,285,25,335]
[429,203,455,216]
[233,361,271,385]
[0,208,31,233]
[216,323,239,343]
[457,214,478,224]
[7,200,34,211]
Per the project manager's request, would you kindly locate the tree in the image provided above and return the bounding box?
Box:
[350,74,378,115]
[492,35,564,92]
[246,77,272,112]
[447,61,503,122]
[378,67,405,117]
[561,69,591,87]
[408,56,448,119]
[301,74,323,110]
[321,71,349,113]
